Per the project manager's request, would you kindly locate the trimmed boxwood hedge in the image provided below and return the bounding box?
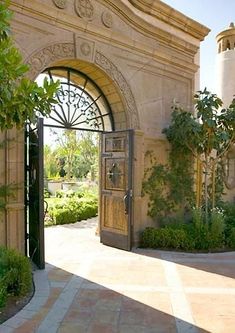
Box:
[140,223,235,251]
[46,196,98,226]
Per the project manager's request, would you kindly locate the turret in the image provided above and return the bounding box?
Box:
[216,22,235,107]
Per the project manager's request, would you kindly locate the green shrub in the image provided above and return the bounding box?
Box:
[55,189,65,198]
[53,207,78,225]
[0,247,32,308]
[209,209,225,248]
[48,197,98,225]
[77,202,98,220]
[65,190,76,198]
[55,189,85,198]
[141,204,235,251]
[75,191,85,198]
[141,209,226,251]
[220,202,235,245]
[226,227,235,248]
[141,226,195,251]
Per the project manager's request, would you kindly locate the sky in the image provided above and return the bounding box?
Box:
[162,0,235,93]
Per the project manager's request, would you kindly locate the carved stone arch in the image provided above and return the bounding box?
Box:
[26,42,140,129]
[94,52,140,130]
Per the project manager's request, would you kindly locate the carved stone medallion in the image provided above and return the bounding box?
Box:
[102,11,113,28]
[75,37,95,62]
[74,0,94,21]
[80,42,91,56]
[52,0,67,9]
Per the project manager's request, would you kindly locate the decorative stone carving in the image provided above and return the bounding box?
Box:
[80,42,91,56]
[95,51,140,129]
[74,0,94,21]
[26,43,75,79]
[52,0,67,9]
[75,37,95,62]
[102,11,113,28]
[25,43,139,129]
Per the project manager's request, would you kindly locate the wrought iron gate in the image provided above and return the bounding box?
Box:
[25,118,45,269]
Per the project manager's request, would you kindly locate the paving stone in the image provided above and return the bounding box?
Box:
[3,219,234,333]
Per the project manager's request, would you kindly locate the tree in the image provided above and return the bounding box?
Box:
[75,132,98,180]
[163,88,235,221]
[0,1,59,130]
[51,129,79,179]
[44,145,59,179]
[49,130,99,180]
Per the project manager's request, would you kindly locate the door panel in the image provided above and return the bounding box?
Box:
[100,130,133,251]
[25,118,45,269]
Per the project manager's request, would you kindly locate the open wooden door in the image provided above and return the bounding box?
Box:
[100,130,133,251]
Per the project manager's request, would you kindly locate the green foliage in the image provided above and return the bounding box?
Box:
[167,90,235,212]
[220,202,235,247]
[141,226,193,251]
[226,228,235,248]
[142,162,174,218]
[45,130,99,181]
[0,1,59,130]
[0,2,59,213]
[45,195,98,226]
[210,209,225,247]
[74,132,99,180]
[141,208,228,251]
[142,144,194,220]
[55,189,84,198]
[44,145,58,179]
[143,89,235,225]
[0,246,32,308]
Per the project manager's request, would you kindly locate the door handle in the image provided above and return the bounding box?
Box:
[123,192,129,215]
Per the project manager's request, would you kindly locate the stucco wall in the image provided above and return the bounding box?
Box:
[1,0,209,251]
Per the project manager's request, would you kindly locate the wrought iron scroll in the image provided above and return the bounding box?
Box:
[42,67,114,132]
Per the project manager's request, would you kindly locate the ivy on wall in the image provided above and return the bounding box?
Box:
[142,89,235,223]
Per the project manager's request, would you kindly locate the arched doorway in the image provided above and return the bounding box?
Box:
[25,66,134,269]
[40,66,114,132]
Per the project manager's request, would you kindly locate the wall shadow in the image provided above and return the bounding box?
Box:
[133,247,235,281]
[35,264,210,333]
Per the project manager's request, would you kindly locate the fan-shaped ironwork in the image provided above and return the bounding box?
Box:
[41,67,114,132]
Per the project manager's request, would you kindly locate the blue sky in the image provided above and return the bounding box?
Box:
[162,0,235,92]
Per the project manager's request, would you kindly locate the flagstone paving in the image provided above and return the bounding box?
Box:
[1,217,235,332]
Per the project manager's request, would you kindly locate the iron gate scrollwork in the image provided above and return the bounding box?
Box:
[42,67,114,132]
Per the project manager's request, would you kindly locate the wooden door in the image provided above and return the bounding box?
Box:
[100,130,133,251]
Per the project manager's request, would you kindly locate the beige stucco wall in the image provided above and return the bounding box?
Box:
[1,0,209,251]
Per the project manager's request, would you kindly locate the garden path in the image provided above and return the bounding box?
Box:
[1,217,235,332]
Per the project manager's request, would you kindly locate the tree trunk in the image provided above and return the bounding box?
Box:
[211,162,216,209]
[204,154,209,224]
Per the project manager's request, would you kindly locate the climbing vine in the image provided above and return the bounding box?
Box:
[142,89,235,223]
[142,141,194,221]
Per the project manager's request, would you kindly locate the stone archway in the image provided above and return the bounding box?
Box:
[26,42,140,130]
[24,45,141,266]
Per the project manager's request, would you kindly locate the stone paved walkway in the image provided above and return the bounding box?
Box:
[1,217,235,332]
